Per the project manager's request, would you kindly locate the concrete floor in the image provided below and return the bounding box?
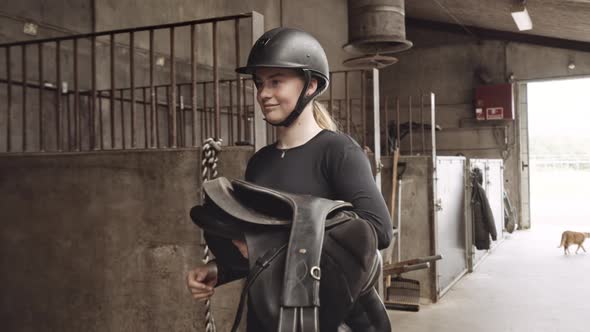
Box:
[387,222,590,332]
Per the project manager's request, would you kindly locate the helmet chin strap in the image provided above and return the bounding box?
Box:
[265,70,323,128]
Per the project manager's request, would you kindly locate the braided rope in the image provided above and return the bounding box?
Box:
[200,137,222,332]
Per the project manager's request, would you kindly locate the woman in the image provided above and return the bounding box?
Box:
[187,27,393,331]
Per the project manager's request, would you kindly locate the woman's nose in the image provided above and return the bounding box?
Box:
[258,84,272,99]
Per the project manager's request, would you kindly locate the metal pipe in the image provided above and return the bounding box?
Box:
[203,82,208,138]
[235,19,242,143]
[242,79,247,142]
[5,47,11,152]
[99,93,103,149]
[329,72,333,115]
[143,87,148,148]
[164,86,170,147]
[156,86,161,147]
[396,96,400,151]
[213,21,220,139]
[384,96,389,156]
[110,33,115,149]
[338,99,343,126]
[130,31,136,148]
[177,86,186,146]
[408,95,412,155]
[21,45,27,151]
[56,40,61,151]
[74,38,80,151]
[421,92,425,154]
[90,36,97,150]
[229,81,234,145]
[120,89,126,149]
[170,27,177,148]
[361,71,366,148]
[149,29,156,148]
[66,92,71,150]
[200,83,204,142]
[191,24,197,146]
[38,44,44,151]
[345,71,350,134]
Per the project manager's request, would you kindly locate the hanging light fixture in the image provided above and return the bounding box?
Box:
[511,0,533,31]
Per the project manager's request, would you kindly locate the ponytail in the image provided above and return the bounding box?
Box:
[312,100,339,132]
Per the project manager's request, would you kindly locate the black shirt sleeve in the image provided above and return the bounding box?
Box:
[327,137,394,249]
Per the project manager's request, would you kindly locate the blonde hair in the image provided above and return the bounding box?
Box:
[312,100,339,131]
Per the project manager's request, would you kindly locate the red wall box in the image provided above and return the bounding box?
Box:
[474,83,515,120]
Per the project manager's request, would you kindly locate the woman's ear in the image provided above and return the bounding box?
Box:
[306,78,318,97]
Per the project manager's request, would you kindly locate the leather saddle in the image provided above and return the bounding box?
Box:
[190,177,391,332]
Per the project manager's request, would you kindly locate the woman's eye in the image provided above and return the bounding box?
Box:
[272,80,281,86]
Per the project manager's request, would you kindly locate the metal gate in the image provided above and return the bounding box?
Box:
[434,156,468,299]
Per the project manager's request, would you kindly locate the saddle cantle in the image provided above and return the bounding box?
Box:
[190,177,390,332]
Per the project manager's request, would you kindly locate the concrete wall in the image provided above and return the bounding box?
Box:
[0,147,252,332]
[0,1,93,43]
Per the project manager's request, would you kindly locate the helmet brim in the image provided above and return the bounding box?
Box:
[235,64,309,75]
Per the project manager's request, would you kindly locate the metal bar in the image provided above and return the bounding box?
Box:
[229,81,234,145]
[6,47,11,152]
[74,38,80,150]
[200,83,204,142]
[338,99,343,126]
[213,21,220,139]
[408,95,413,155]
[149,29,155,148]
[120,89,126,149]
[203,82,208,138]
[66,92,71,150]
[242,79,247,141]
[180,86,185,146]
[396,97,400,151]
[329,72,333,115]
[156,86,161,147]
[431,92,436,163]
[170,27,177,148]
[421,92,425,154]
[90,36,97,150]
[384,96,389,156]
[372,68,381,190]
[345,72,350,134]
[110,33,115,149]
[130,31,136,148]
[38,44,44,151]
[191,24,197,146]
[361,71,366,148]
[251,11,265,152]
[21,45,27,151]
[56,40,62,151]
[0,13,254,48]
[99,93,104,149]
[143,87,148,148]
[235,19,242,143]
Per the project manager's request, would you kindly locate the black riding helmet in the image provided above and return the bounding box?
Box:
[236,27,330,127]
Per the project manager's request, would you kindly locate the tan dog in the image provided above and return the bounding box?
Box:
[558,231,590,255]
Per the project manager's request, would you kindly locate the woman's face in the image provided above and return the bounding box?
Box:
[253,67,316,124]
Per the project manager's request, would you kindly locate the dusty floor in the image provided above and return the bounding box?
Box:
[387,167,590,332]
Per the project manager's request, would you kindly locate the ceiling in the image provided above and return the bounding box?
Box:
[405,0,590,44]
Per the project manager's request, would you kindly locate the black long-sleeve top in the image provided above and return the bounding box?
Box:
[206,129,394,287]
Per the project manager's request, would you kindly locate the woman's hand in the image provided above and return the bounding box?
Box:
[232,239,249,259]
[186,262,218,301]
